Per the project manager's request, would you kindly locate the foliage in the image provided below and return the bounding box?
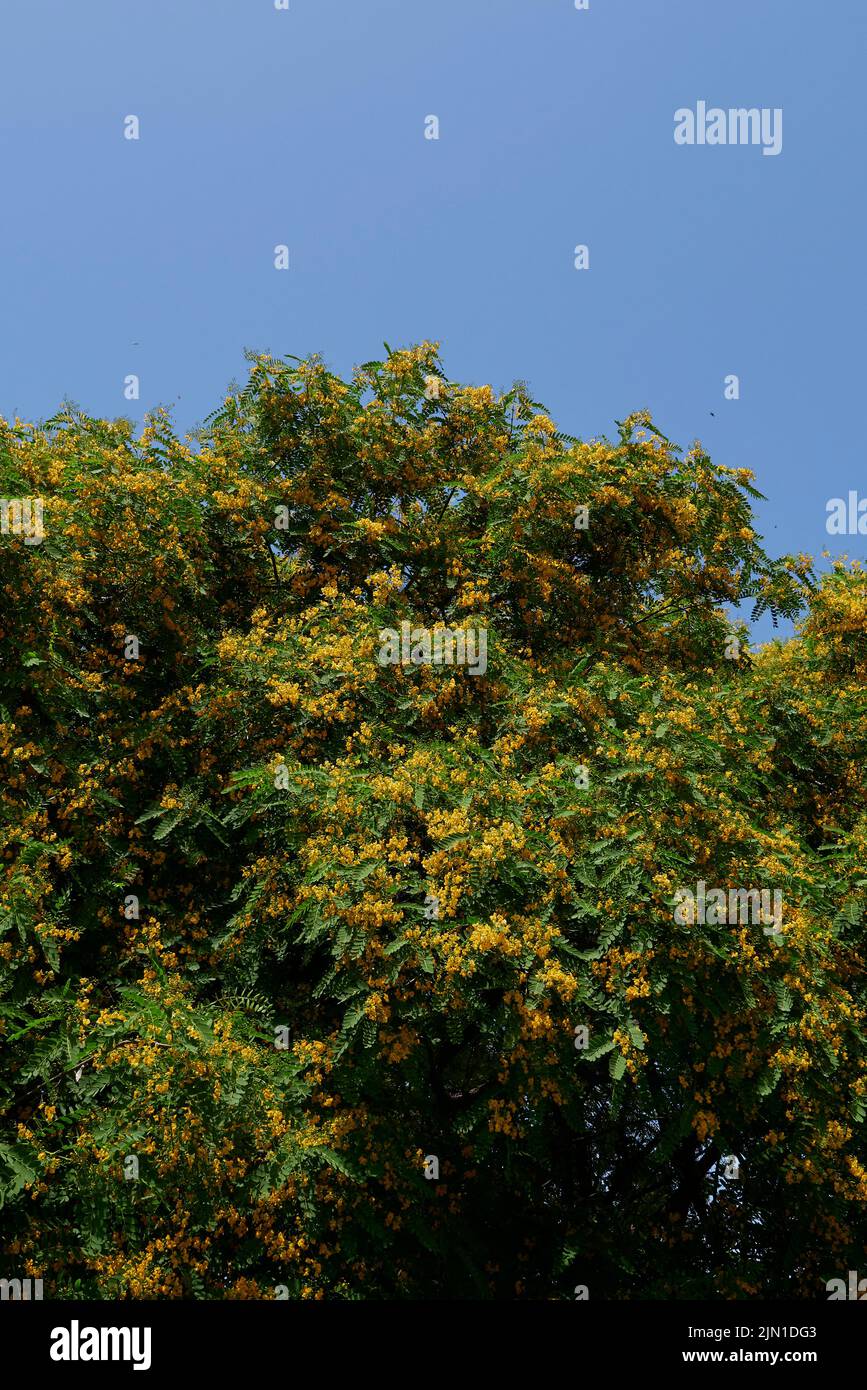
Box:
[0,344,864,1299]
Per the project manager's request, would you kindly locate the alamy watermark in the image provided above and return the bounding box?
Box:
[674,880,783,935]
[826,491,867,535]
[674,103,783,157]
[0,1276,43,1300]
[377,621,487,676]
[827,1271,867,1300]
[50,1321,151,1371]
[0,497,44,545]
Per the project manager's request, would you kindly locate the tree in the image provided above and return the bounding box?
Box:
[0,344,864,1299]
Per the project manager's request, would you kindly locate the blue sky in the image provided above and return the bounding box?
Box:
[1,0,864,639]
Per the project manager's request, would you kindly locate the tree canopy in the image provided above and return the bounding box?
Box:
[1,344,865,1299]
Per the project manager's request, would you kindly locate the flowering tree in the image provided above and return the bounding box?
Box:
[0,345,864,1299]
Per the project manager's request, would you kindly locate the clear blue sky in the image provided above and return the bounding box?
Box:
[1,0,864,639]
